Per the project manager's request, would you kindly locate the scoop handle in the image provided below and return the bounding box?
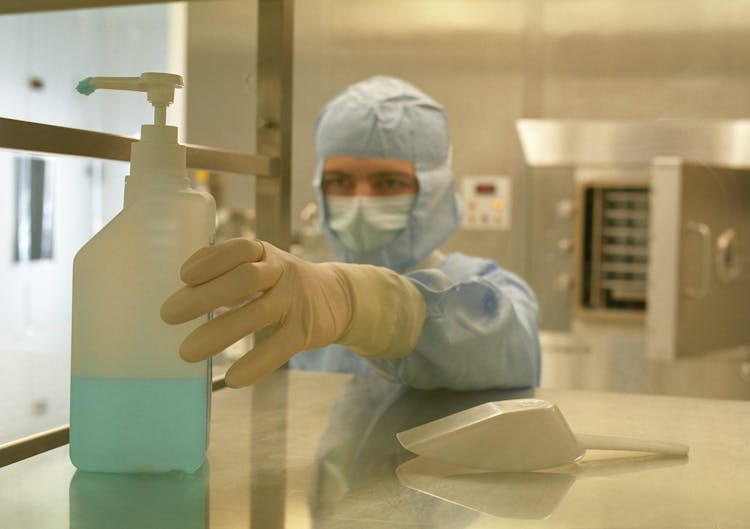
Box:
[575,433,689,457]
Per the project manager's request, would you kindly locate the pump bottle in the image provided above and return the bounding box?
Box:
[69,73,215,473]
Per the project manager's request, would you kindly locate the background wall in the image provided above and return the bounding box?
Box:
[3,0,750,440]
[185,0,750,269]
[0,4,182,442]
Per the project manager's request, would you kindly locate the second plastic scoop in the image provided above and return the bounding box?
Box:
[396,399,689,472]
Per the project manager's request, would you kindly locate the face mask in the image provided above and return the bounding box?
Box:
[326,195,416,254]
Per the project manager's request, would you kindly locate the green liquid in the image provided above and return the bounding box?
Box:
[69,464,209,529]
[70,376,209,473]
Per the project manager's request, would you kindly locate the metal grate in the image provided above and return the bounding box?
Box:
[580,185,650,313]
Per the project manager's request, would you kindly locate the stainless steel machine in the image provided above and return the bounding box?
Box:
[517,120,750,360]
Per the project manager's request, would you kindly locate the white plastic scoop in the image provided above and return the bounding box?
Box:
[396,398,688,472]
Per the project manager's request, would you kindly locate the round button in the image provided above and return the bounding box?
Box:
[555,273,574,291]
[557,238,574,253]
[555,199,576,219]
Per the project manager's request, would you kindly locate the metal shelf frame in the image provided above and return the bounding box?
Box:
[0,117,276,176]
[0,0,207,15]
[0,0,294,470]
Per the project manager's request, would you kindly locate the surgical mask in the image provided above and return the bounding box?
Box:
[326,195,416,254]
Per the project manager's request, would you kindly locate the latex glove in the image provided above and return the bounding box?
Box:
[161,238,426,387]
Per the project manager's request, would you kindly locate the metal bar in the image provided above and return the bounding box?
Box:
[610,290,647,302]
[0,426,68,468]
[0,0,214,15]
[254,0,293,250]
[212,373,227,391]
[604,191,650,204]
[185,145,275,177]
[600,262,649,274]
[249,371,289,529]
[590,188,604,308]
[602,244,650,257]
[0,117,273,176]
[601,280,648,291]
[250,1,293,527]
[604,210,650,221]
[602,227,650,238]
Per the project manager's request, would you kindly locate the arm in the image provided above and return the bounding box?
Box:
[161,238,427,387]
[162,240,537,390]
[366,255,541,391]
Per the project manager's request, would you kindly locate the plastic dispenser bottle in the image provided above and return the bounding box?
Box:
[70,73,215,473]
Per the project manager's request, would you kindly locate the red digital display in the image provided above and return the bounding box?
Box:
[475,184,496,195]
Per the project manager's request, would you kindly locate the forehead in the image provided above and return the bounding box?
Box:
[323,156,415,177]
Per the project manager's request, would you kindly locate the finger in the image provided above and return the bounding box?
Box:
[161,260,281,324]
[224,324,301,388]
[179,293,282,362]
[181,238,265,285]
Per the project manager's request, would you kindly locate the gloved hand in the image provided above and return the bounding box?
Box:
[161,238,426,387]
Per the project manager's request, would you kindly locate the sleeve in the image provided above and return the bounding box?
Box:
[365,253,541,391]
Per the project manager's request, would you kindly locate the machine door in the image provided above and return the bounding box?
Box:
[648,157,750,359]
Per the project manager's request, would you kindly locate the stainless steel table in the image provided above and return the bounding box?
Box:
[1,369,749,528]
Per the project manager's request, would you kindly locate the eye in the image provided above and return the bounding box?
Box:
[374,174,417,193]
[323,173,353,192]
[386,178,407,188]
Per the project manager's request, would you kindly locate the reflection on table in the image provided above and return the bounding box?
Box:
[69,464,209,529]
[1,370,749,528]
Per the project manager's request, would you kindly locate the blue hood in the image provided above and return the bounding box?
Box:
[313,76,463,272]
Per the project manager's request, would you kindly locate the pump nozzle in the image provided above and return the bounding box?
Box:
[76,73,183,126]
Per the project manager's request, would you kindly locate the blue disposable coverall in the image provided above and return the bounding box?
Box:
[289,76,541,390]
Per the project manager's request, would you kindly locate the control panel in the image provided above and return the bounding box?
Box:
[460,175,511,230]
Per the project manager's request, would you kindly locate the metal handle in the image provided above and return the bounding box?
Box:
[684,221,712,299]
[715,228,743,284]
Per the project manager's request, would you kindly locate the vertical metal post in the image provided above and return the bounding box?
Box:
[255,0,294,251]
[251,1,293,528]
[249,373,289,529]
